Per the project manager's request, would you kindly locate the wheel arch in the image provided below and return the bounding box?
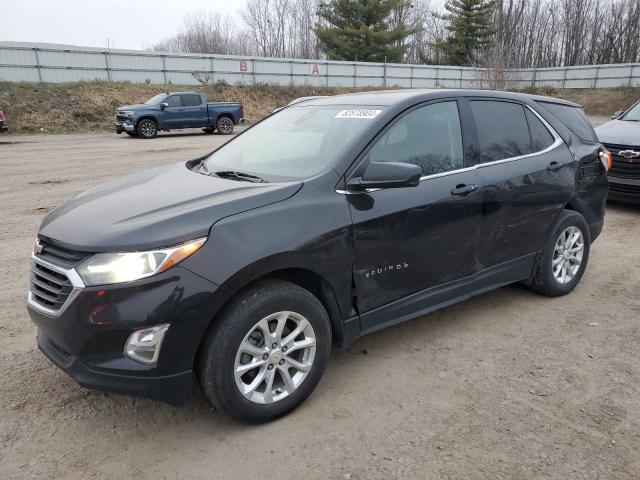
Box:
[135,115,159,130]
[194,262,355,374]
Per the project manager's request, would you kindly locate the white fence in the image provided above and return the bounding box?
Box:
[1,41,640,89]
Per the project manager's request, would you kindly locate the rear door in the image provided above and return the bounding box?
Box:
[347,100,483,329]
[465,99,573,279]
[181,94,207,127]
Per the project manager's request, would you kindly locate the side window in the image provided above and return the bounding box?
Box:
[165,95,182,107]
[525,109,555,151]
[369,101,464,176]
[182,94,201,107]
[470,101,532,163]
[537,101,598,142]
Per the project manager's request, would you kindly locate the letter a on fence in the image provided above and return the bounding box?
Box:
[311,64,320,76]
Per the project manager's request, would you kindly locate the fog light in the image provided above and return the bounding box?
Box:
[124,324,170,365]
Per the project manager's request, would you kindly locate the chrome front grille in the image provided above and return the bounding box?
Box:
[28,255,85,316]
[603,143,640,179]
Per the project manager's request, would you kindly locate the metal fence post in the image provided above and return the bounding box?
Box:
[104,51,111,81]
[383,61,387,88]
[435,66,439,88]
[593,66,600,88]
[161,55,167,84]
[210,57,215,83]
[326,61,329,87]
[561,67,567,88]
[33,47,43,82]
[252,58,256,85]
[410,66,414,88]
[290,60,293,86]
[531,67,537,88]
[353,62,357,88]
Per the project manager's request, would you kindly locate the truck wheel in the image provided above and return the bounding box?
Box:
[216,117,234,135]
[138,119,158,139]
[198,280,331,423]
[529,210,590,297]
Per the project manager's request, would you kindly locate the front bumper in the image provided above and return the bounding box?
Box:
[115,120,135,133]
[607,174,640,204]
[27,262,224,405]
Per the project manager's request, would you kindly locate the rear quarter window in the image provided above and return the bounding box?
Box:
[537,101,598,142]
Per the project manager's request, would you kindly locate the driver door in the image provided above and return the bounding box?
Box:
[347,100,482,332]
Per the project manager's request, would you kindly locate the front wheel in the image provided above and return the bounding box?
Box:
[529,210,590,297]
[198,280,331,423]
[216,116,234,135]
[137,119,158,139]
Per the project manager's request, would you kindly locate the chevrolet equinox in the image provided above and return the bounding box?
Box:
[27,90,609,423]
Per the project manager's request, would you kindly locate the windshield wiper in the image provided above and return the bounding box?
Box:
[212,170,267,183]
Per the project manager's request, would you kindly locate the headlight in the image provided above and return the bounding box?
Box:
[77,237,206,286]
[118,110,135,117]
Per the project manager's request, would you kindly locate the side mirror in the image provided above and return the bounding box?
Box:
[160,102,168,110]
[347,162,422,191]
[612,110,623,119]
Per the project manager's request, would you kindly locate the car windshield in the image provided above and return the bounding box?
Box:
[201,105,385,180]
[144,94,168,105]
[622,101,640,121]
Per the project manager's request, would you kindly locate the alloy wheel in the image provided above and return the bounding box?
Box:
[552,226,584,284]
[140,121,156,138]
[234,311,316,404]
[218,118,233,134]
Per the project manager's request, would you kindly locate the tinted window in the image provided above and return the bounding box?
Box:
[621,100,640,121]
[165,95,182,107]
[369,101,464,176]
[182,94,201,107]
[525,109,555,151]
[470,101,532,162]
[537,102,597,142]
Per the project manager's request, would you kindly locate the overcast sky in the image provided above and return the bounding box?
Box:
[0,0,247,50]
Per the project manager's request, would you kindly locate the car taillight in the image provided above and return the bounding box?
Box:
[240,104,244,117]
[600,149,613,171]
[0,110,5,122]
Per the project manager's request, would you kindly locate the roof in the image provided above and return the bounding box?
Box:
[302,89,581,108]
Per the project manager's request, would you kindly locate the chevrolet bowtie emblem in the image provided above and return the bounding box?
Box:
[618,150,640,160]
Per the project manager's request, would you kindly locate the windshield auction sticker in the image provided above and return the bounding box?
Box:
[335,109,382,119]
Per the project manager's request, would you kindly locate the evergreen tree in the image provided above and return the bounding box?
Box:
[434,0,497,65]
[315,0,417,63]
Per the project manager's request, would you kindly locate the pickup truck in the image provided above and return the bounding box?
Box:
[0,106,8,133]
[115,92,244,139]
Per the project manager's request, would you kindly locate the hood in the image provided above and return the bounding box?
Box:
[39,163,302,252]
[595,120,640,146]
[117,104,154,111]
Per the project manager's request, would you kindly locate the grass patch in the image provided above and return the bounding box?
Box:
[1,80,637,134]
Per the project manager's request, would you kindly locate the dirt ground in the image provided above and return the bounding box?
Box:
[1,125,639,479]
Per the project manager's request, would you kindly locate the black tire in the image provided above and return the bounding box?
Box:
[216,116,234,135]
[137,119,158,139]
[529,210,591,297]
[202,127,215,134]
[198,280,331,423]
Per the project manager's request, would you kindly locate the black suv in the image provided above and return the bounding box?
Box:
[27,90,608,423]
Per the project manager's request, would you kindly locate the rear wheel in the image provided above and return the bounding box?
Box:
[138,119,158,139]
[529,210,590,296]
[198,280,331,423]
[216,116,234,135]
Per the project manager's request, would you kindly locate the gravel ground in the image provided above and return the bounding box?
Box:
[1,124,639,480]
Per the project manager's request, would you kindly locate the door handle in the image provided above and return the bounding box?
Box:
[451,184,478,196]
[547,161,565,171]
